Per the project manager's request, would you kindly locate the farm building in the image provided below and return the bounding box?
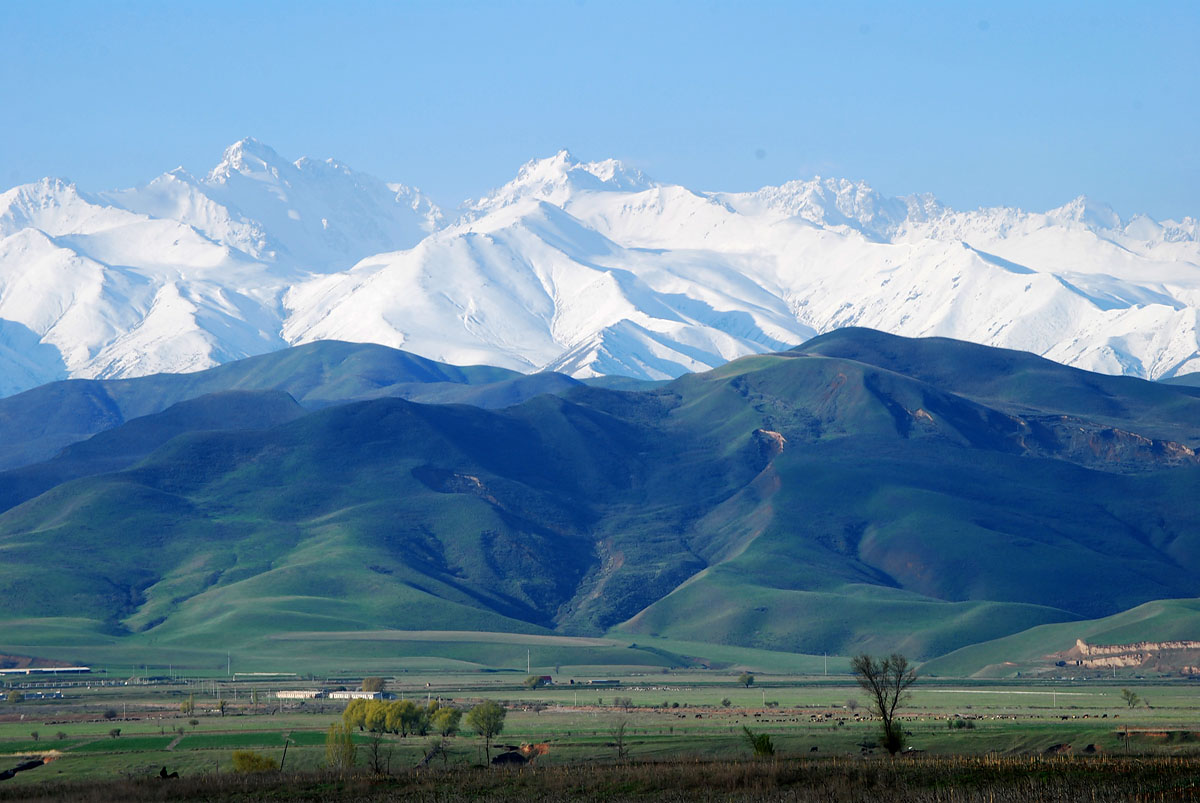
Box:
[328,690,383,700]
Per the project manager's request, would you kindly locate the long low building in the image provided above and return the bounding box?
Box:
[275,690,324,700]
[0,667,91,675]
[327,690,382,700]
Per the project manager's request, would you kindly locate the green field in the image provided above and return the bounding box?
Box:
[2,666,1198,797]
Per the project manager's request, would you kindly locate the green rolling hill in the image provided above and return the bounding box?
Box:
[0,330,1197,674]
[0,340,580,471]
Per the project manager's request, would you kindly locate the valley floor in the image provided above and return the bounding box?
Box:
[1,672,1198,800]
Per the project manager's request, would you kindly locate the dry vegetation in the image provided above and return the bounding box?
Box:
[4,755,1199,802]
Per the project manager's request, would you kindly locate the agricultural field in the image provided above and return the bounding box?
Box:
[1,667,1198,800]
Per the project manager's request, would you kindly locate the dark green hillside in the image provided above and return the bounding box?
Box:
[1161,372,1200,388]
[0,390,305,513]
[0,329,1198,668]
[0,341,580,471]
[799,327,1200,447]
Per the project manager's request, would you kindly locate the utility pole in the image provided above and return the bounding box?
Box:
[824,653,827,676]
[527,650,531,674]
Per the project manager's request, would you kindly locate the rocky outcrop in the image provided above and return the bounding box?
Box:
[1063,639,1200,673]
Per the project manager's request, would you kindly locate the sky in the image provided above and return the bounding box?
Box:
[1,0,1198,220]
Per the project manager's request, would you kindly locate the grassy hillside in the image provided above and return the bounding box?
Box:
[799,327,1200,447]
[921,598,1200,678]
[1,329,1198,671]
[0,340,580,471]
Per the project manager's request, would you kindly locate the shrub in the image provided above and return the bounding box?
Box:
[742,726,775,758]
[232,749,278,773]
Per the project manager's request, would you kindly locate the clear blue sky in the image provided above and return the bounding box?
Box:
[2,0,1197,219]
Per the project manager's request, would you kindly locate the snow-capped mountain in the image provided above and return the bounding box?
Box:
[0,140,1198,396]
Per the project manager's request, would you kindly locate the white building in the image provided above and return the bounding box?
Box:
[327,690,382,700]
[276,690,324,699]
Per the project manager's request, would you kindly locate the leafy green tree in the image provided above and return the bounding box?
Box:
[108,728,121,739]
[523,675,547,689]
[431,707,462,738]
[181,693,195,715]
[415,700,439,736]
[5,690,22,704]
[386,699,419,736]
[851,653,917,756]
[738,672,755,687]
[324,723,357,770]
[466,700,506,763]
[362,677,386,693]
[364,700,388,733]
[343,698,369,731]
[1121,688,1141,709]
[232,749,278,773]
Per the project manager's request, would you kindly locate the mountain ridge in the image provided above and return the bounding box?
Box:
[1,141,1199,395]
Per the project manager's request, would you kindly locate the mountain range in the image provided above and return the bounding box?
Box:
[1,329,1197,674]
[1,140,1199,397]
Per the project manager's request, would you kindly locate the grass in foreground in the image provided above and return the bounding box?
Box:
[3,755,1200,802]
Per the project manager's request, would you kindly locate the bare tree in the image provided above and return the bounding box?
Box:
[851,653,917,755]
[365,729,391,774]
[612,720,629,761]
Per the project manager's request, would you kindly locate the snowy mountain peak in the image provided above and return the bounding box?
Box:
[741,176,914,240]
[207,137,292,183]
[0,177,115,238]
[1047,195,1123,231]
[468,150,656,214]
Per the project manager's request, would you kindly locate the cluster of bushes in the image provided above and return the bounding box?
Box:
[232,749,278,773]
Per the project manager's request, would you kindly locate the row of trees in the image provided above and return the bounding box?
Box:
[330,699,508,767]
[342,698,461,739]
